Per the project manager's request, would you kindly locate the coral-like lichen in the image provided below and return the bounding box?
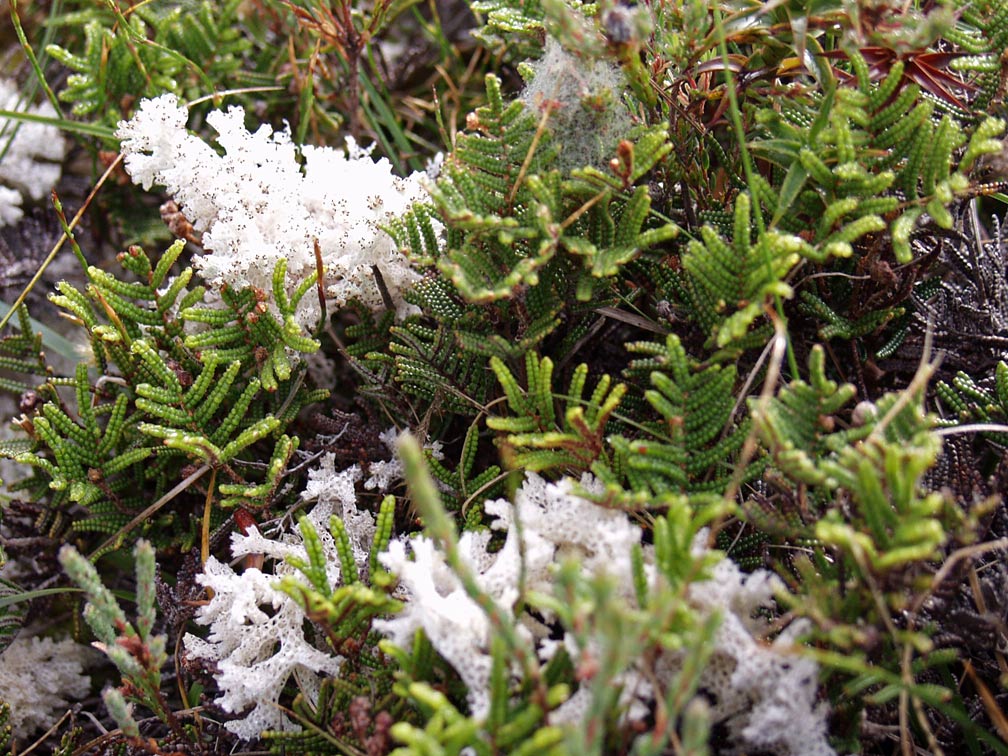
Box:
[375,473,834,756]
[116,95,433,326]
[0,634,91,738]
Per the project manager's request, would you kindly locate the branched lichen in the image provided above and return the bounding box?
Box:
[116,95,434,325]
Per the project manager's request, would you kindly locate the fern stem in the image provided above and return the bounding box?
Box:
[721,303,787,525]
[561,188,609,231]
[201,468,217,568]
[711,10,762,237]
[508,101,553,208]
[88,464,209,561]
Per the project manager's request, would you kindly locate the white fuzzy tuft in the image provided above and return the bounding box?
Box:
[116,95,436,327]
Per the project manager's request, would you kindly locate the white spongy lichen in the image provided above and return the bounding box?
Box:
[374,473,644,720]
[0,79,66,227]
[375,473,836,756]
[184,555,344,740]
[184,435,427,739]
[184,454,833,751]
[685,543,835,756]
[0,634,91,738]
[182,464,372,739]
[364,426,444,494]
[116,95,433,327]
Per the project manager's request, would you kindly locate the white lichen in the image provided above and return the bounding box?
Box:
[375,473,835,756]
[684,540,834,756]
[363,426,444,493]
[0,634,91,738]
[0,79,66,227]
[184,435,428,739]
[183,461,365,738]
[186,451,831,751]
[184,555,344,740]
[116,95,434,326]
[373,473,643,719]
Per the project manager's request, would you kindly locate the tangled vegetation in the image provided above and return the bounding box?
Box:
[1,0,1008,754]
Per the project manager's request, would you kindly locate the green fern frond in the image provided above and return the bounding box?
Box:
[487,352,625,474]
[799,291,904,341]
[600,334,758,494]
[815,390,948,572]
[45,0,247,128]
[393,86,675,306]
[681,192,807,348]
[386,321,492,415]
[6,245,323,545]
[425,420,503,518]
[180,259,320,393]
[6,362,157,536]
[277,500,402,655]
[217,434,298,509]
[263,675,396,755]
[935,362,1008,445]
[0,303,49,393]
[0,699,10,753]
[754,345,948,571]
[752,345,861,487]
[951,1,1008,110]
[470,0,548,53]
[0,577,27,658]
[423,75,558,302]
[754,56,1005,262]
